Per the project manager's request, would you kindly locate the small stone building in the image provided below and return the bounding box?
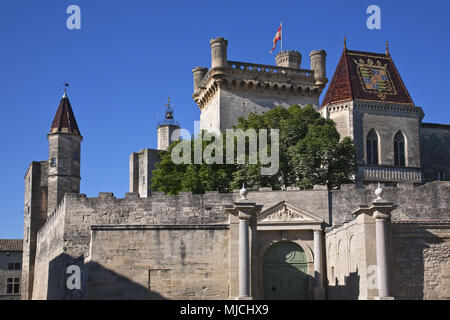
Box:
[21,38,450,300]
[0,239,23,300]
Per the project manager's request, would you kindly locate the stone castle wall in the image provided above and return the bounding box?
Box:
[32,191,233,299]
[330,181,450,224]
[87,225,229,299]
[390,222,450,300]
[31,182,450,299]
[420,123,450,183]
[33,203,66,300]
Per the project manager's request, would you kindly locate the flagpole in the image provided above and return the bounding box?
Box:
[281,21,283,52]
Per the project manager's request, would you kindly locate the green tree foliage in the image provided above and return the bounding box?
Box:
[151,105,356,194]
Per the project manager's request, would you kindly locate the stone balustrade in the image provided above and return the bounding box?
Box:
[358,165,423,183]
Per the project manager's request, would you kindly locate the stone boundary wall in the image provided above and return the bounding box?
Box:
[330,181,450,224]
[62,191,233,259]
[390,221,450,300]
[87,226,230,299]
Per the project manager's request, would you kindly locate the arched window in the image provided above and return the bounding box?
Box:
[394,131,406,166]
[366,129,379,165]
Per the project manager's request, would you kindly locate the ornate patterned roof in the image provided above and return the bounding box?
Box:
[321,49,414,107]
[50,93,81,135]
[0,239,23,252]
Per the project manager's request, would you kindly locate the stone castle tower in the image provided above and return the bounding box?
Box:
[47,92,82,212]
[192,37,328,132]
[156,97,180,151]
[129,99,180,197]
[22,92,82,299]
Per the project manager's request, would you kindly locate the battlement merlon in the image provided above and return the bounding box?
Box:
[192,37,328,110]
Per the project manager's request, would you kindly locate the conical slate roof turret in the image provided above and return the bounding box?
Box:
[50,92,81,135]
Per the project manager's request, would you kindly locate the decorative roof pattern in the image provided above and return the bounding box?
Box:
[322,49,414,107]
[0,239,23,252]
[50,93,81,135]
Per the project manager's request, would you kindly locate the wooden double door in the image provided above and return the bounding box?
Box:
[263,241,309,300]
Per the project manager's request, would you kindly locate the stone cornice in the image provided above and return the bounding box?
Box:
[193,61,325,110]
[90,224,229,230]
[321,100,424,117]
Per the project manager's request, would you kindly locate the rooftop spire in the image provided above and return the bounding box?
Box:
[50,89,81,135]
[386,40,390,56]
[343,36,347,50]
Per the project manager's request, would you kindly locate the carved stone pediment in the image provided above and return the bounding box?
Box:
[258,201,324,223]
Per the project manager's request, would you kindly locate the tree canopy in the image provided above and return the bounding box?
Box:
[151,104,356,194]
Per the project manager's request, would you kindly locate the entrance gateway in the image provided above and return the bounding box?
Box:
[263,241,309,300]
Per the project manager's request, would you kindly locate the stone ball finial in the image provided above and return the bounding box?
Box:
[239,183,248,200]
[375,182,384,201]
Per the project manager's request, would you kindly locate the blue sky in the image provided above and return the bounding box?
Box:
[0,0,449,238]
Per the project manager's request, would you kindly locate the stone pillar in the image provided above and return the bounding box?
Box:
[374,211,390,298]
[238,212,251,298]
[224,186,263,300]
[313,229,325,299]
[351,184,396,300]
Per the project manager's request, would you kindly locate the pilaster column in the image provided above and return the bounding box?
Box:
[374,211,390,298]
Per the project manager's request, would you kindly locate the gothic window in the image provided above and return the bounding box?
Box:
[366,129,379,165]
[394,131,406,166]
[73,151,79,160]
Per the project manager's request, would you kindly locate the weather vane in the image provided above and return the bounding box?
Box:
[63,82,70,94]
[165,97,171,109]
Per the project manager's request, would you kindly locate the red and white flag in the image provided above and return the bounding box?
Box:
[270,22,282,53]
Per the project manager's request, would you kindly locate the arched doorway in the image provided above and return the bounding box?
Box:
[263,241,309,300]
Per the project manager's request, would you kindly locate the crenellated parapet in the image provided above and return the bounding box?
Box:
[193,60,322,110]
